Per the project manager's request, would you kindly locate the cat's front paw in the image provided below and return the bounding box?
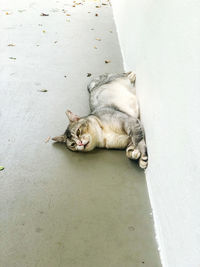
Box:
[126,146,141,160]
[139,155,148,169]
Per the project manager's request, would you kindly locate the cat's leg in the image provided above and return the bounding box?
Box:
[137,139,148,169]
[126,139,148,169]
[124,118,144,148]
[124,117,148,168]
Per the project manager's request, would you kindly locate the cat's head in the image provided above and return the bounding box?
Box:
[52,110,96,152]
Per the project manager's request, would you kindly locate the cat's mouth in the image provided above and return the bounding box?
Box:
[84,141,89,148]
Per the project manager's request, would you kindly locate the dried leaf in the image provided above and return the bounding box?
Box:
[8,44,15,47]
[87,73,92,77]
[95,38,101,41]
[9,57,16,60]
[38,89,48,92]
[0,166,4,171]
[105,60,111,64]
[45,136,51,143]
[40,13,49,16]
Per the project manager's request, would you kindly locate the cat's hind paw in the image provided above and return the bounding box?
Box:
[139,155,148,169]
[127,71,136,83]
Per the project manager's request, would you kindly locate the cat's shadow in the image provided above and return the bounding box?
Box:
[52,141,104,164]
[52,141,141,172]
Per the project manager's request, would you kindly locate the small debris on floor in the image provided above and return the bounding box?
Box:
[128,226,135,231]
[40,13,49,16]
[42,30,46,33]
[109,30,113,33]
[88,11,91,13]
[38,89,48,92]
[54,41,58,43]
[8,44,15,47]
[96,6,101,8]
[102,3,107,5]
[66,14,71,16]
[90,28,94,30]
[9,57,16,60]
[96,38,101,41]
[94,46,97,49]
[64,75,67,78]
[0,166,4,171]
[6,12,11,15]
[18,9,26,12]
[95,13,98,16]
[87,73,92,77]
[38,24,43,26]
[45,136,51,143]
[105,60,111,64]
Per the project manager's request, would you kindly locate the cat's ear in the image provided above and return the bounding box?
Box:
[52,135,65,143]
[66,110,80,122]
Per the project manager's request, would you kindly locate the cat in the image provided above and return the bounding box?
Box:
[52,71,148,169]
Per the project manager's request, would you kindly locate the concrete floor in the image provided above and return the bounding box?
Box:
[0,0,161,266]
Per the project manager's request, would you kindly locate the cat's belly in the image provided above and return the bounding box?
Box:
[98,133,130,149]
[96,80,139,118]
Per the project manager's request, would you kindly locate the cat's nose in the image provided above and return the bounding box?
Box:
[77,140,84,146]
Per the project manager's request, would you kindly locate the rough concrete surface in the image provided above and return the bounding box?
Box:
[0,0,161,266]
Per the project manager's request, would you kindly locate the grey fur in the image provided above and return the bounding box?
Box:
[53,71,148,169]
[88,72,148,168]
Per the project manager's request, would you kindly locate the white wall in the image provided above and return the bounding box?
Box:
[112,1,200,266]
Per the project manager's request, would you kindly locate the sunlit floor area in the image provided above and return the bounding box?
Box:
[0,0,161,266]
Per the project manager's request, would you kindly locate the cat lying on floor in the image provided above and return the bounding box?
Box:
[52,71,148,169]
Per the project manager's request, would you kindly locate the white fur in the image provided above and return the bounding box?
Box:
[94,76,139,118]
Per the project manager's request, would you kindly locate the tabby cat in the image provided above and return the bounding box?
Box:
[52,72,148,169]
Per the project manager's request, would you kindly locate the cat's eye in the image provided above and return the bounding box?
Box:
[77,129,81,136]
[71,142,76,147]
